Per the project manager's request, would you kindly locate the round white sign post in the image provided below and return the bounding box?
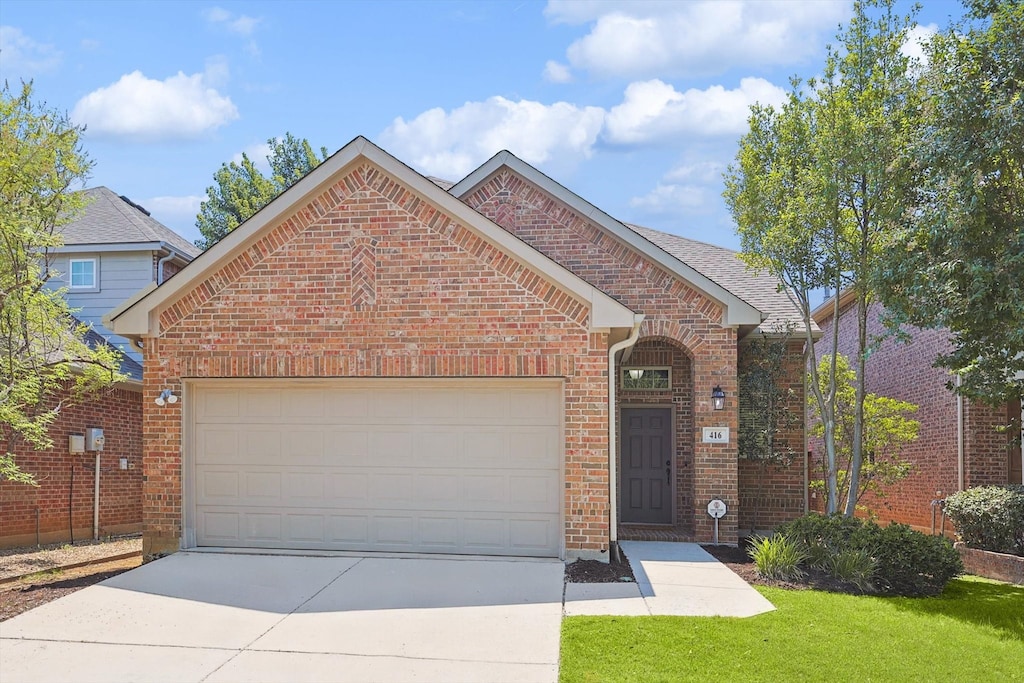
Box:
[707,498,728,545]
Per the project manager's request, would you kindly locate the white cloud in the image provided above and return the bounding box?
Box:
[203,6,261,36]
[0,26,61,75]
[546,0,850,79]
[543,60,573,83]
[630,182,708,214]
[231,142,273,174]
[71,63,239,142]
[380,96,605,179]
[604,78,787,144]
[630,160,727,216]
[902,23,937,69]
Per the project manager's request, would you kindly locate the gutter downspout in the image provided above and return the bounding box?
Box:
[956,375,965,492]
[608,315,644,563]
[156,244,189,285]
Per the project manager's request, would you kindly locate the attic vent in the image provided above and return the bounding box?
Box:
[119,195,151,216]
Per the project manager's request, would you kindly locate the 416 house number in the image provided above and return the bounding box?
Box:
[702,427,730,443]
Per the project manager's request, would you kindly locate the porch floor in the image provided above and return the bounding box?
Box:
[617,525,694,543]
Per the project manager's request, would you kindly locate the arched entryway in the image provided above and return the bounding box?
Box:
[616,336,695,540]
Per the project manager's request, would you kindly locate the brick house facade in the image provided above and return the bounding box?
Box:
[812,295,1023,531]
[109,138,810,560]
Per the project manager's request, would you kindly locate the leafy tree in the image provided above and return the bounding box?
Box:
[195,132,328,249]
[738,324,800,531]
[0,82,126,484]
[809,355,919,512]
[877,0,1024,406]
[725,0,922,515]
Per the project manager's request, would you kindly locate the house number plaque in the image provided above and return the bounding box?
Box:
[702,427,730,443]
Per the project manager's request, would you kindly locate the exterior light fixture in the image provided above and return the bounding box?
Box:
[155,389,178,406]
[711,385,725,411]
[627,369,645,380]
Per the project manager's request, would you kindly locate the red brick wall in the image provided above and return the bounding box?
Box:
[461,170,746,543]
[0,383,142,548]
[813,300,1016,530]
[738,339,807,532]
[143,163,611,558]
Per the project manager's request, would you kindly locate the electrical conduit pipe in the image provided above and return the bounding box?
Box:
[608,315,644,563]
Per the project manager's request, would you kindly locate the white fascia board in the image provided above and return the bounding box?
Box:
[54,242,163,254]
[107,137,635,337]
[450,152,764,327]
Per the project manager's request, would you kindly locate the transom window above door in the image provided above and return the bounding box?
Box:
[621,367,671,390]
[69,258,98,290]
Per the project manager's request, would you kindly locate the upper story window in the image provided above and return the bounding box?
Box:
[621,367,671,391]
[69,258,98,291]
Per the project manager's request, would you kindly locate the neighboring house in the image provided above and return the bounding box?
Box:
[0,189,198,548]
[811,292,1023,533]
[50,186,200,363]
[108,137,813,560]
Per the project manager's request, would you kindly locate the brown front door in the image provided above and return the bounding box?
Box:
[620,407,672,524]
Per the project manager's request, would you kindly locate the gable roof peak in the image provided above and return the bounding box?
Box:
[449,152,764,328]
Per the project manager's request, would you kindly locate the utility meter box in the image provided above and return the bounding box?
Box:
[85,427,105,451]
[69,434,85,453]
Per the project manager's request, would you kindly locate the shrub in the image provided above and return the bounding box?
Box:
[827,548,876,592]
[748,533,807,581]
[943,485,1024,557]
[861,522,963,597]
[777,513,962,596]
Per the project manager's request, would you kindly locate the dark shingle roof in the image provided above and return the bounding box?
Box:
[58,187,200,258]
[625,223,816,334]
[81,324,143,383]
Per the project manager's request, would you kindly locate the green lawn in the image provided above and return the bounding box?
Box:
[560,577,1024,683]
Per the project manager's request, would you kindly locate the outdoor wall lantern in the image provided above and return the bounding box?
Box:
[155,389,179,406]
[627,369,645,380]
[711,385,726,410]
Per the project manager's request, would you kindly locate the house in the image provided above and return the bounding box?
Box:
[811,292,1023,533]
[49,186,200,362]
[0,189,199,548]
[107,137,811,560]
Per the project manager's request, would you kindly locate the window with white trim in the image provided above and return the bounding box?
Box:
[69,258,98,290]
[621,366,671,391]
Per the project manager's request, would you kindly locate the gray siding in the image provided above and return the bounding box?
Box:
[49,251,154,363]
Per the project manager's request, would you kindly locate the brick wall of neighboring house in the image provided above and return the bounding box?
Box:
[813,299,1016,531]
[142,163,612,558]
[738,339,808,533]
[0,383,142,548]
[461,170,750,543]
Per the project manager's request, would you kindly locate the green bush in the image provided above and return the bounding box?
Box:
[943,485,1024,556]
[777,513,962,596]
[748,533,807,581]
[778,513,863,568]
[827,548,876,592]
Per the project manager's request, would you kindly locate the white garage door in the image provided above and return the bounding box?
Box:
[190,380,562,557]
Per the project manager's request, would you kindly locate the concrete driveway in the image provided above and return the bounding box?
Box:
[0,551,564,683]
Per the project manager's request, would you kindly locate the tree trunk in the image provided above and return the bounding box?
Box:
[845,291,869,516]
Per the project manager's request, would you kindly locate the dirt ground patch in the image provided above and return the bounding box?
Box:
[0,555,141,622]
[0,536,142,581]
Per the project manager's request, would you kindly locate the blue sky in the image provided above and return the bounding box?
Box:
[2,0,962,250]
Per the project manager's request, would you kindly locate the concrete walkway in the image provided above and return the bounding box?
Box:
[564,541,775,618]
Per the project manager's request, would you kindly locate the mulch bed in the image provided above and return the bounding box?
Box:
[565,550,637,583]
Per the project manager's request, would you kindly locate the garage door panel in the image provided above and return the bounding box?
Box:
[193,382,562,557]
